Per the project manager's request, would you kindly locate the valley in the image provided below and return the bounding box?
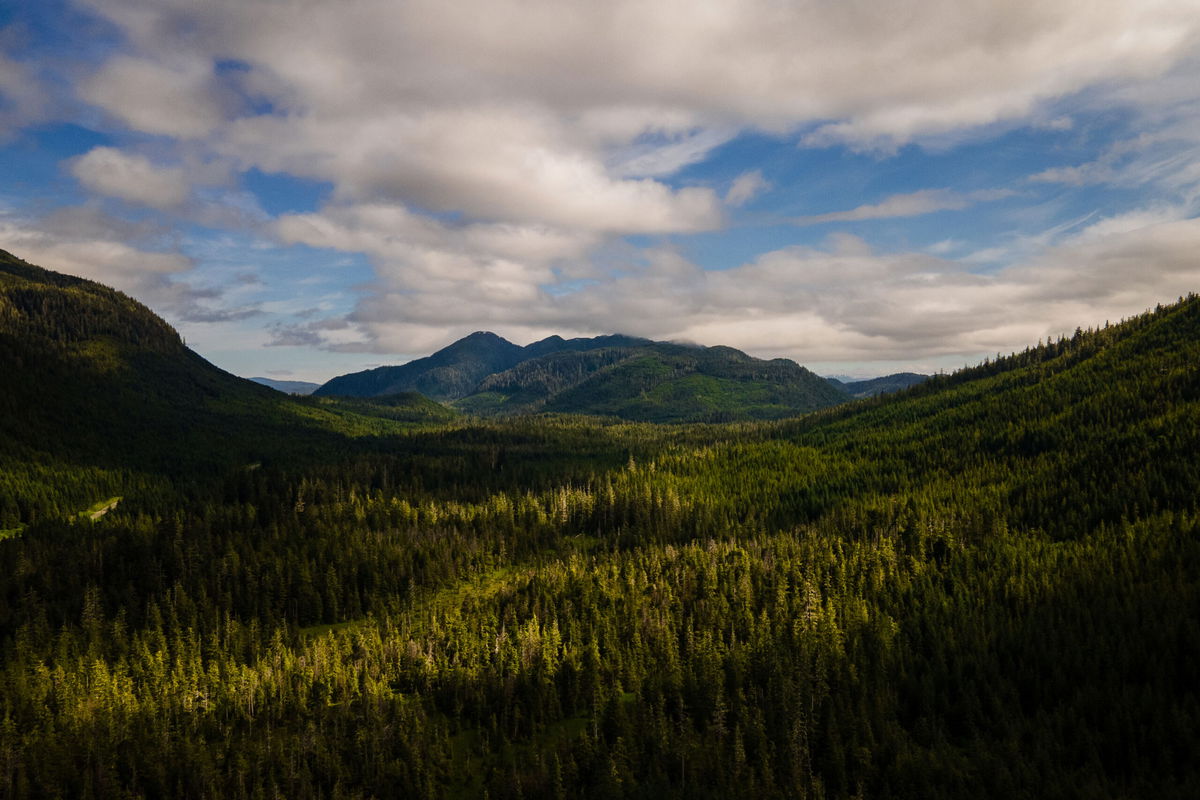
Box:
[0,250,1198,798]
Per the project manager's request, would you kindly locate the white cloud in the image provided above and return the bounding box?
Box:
[71,147,189,209]
[217,107,723,233]
[610,128,736,178]
[725,170,770,207]
[277,202,597,277]
[81,55,223,138]
[73,0,1200,233]
[0,52,49,140]
[1029,163,1114,186]
[793,189,1011,225]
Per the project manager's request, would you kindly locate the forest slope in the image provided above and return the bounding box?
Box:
[0,250,1197,799]
[457,341,848,421]
[0,249,451,526]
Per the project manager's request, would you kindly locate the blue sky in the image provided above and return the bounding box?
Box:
[2,0,1200,381]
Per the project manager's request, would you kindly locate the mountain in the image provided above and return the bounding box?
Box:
[0,249,424,525]
[521,332,652,358]
[459,341,848,421]
[780,295,1200,539]
[314,332,653,401]
[250,377,321,395]
[0,247,265,468]
[320,331,847,421]
[827,371,929,398]
[313,331,525,400]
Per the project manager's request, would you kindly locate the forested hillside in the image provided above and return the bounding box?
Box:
[315,331,528,400]
[0,251,1197,798]
[315,333,654,400]
[457,342,847,421]
[317,331,849,422]
[0,250,460,527]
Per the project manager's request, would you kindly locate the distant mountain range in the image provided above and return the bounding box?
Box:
[826,372,929,399]
[314,332,929,422]
[314,332,651,400]
[250,377,321,395]
[315,332,918,422]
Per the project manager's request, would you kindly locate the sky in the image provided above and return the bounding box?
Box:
[3,1,1200,382]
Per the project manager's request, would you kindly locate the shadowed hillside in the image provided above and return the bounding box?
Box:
[1,250,1198,799]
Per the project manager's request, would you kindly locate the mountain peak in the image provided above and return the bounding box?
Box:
[437,331,523,360]
[315,330,524,400]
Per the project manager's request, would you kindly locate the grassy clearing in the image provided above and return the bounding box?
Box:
[79,496,121,521]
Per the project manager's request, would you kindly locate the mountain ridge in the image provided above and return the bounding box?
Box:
[317,330,853,421]
[313,332,655,400]
[314,330,526,400]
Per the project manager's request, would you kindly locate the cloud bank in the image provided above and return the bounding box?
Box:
[74,0,1199,227]
[270,204,1200,371]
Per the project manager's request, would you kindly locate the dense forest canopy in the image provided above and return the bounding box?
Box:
[1,249,1198,798]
